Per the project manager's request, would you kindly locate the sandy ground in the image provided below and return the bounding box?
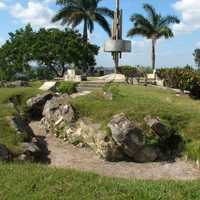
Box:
[30,121,200,180]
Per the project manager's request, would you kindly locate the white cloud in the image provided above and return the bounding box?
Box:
[0,1,7,10]
[10,1,60,29]
[173,0,200,34]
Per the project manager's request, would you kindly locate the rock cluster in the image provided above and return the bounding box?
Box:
[5,115,42,162]
[41,94,183,162]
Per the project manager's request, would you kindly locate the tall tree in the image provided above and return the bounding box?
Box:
[193,49,200,69]
[127,4,180,70]
[52,0,114,41]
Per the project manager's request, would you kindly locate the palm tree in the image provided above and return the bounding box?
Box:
[52,0,114,41]
[127,4,180,70]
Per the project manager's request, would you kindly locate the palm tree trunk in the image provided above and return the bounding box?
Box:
[83,19,88,41]
[151,39,156,70]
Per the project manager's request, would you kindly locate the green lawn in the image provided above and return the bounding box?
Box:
[0,163,200,200]
[71,84,200,160]
[0,81,42,153]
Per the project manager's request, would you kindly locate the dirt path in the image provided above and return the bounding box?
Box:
[30,121,200,180]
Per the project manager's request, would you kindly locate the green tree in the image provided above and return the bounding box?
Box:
[33,28,99,76]
[127,4,180,70]
[0,24,35,80]
[52,0,114,41]
[193,49,200,69]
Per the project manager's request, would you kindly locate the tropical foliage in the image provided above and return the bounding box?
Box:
[53,0,114,41]
[157,67,200,98]
[0,25,99,80]
[127,4,180,70]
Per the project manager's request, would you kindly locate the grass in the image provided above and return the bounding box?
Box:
[0,81,42,153]
[71,84,200,160]
[0,163,200,200]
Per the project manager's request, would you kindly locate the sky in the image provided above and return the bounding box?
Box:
[0,0,200,68]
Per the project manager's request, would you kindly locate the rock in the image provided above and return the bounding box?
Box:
[108,113,145,158]
[103,92,113,100]
[133,146,158,163]
[144,116,171,139]
[0,144,12,162]
[42,94,75,136]
[20,142,41,161]
[8,115,34,142]
[70,119,125,161]
[26,92,54,120]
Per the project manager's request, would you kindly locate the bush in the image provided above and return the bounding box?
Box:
[56,81,77,94]
[118,66,146,84]
[157,67,200,98]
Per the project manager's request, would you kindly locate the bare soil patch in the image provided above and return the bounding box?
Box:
[30,121,200,180]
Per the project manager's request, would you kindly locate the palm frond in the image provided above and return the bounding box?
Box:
[143,3,158,25]
[94,13,111,36]
[159,15,180,27]
[127,27,151,38]
[96,7,114,18]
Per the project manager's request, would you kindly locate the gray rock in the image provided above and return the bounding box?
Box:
[20,142,41,161]
[144,116,171,139]
[108,113,145,158]
[8,115,34,142]
[26,92,54,120]
[42,94,74,135]
[133,146,158,163]
[0,144,12,162]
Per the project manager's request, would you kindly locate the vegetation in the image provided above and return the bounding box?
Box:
[193,49,200,69]
[53,0,114,41]
[0,163,200,200]
[127,3,180,70]
[0,82,41,154]
[157,67,200,98]
[118,65,147,84]
[56,81,78,94]
[0,24,99,80]
[71,84,200,161]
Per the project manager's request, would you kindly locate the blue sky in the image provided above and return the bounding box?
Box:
[0,0,200,68]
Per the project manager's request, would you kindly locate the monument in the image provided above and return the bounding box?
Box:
[104,0,132,72]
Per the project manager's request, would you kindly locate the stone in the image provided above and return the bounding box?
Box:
[133,146,158,163]
[20,142,41,161]
[144,116,171,139]
[71,119,124,161]
[42,94,74,135]
[8,115,34,142]
[0,144,12,162]
[39,81,57,91]
[108,113,145,158]
[103,91,113,100]
[26,92,54,120]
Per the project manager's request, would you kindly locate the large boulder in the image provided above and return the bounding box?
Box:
[26,92,54,120]
[8,115,34,142]
[0,144,12,162]
[144,116,172,139]
[108,113,145,158]
[133,146,158,163]
[66,119,125,161]
[42,94,75,135]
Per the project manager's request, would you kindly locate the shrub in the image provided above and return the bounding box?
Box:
[156,67,200,98]
[118,66,146,84]
[56,81,77,94]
